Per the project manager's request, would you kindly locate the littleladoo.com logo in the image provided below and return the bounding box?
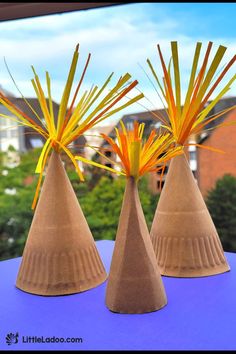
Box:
[6,333,19,345]
[5,332,83,345]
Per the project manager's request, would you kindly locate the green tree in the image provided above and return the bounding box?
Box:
[0,149,40,259]
[206,174,236,252]
[79,176,158,240]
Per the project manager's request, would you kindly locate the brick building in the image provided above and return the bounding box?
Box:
[197,106,236,196]
[97,96,236,196]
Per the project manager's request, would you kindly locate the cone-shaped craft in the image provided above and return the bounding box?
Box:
[16,151,107,295]
[147,41,236,277]
[106,177,167,313]
[151,154,230,277]
[0,45,143,295]
[101,121,182,313]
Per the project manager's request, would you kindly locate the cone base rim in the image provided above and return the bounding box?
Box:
[15,273,107,296]
[159,265,230,278]
[106,299,167,314]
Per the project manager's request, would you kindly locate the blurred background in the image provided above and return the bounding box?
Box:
[1,2,236,260]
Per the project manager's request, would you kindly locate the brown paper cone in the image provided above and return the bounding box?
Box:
[106,177,167,314]
[151,154,230,277]
[16,151,107,295]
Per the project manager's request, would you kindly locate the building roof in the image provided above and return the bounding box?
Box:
[121,108,168,124]
[2,96,87,151]
[98,96,236,149]
[9,97,60,125]
[198,96,236,144]
[0,85,15,98]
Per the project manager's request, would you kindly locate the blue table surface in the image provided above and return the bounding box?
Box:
[0,240,236,350]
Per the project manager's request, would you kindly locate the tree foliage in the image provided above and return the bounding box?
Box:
[0,149,159,260]
[206,174,236,252]
[79,176,158,241]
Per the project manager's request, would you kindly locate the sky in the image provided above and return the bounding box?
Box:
[1,2,236,125]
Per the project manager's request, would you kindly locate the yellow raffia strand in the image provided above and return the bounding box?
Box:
[100,121,183,181]
[0,44,143,209]
[75,155,125,176]
[130,141,141,179]
[147,41,236,148]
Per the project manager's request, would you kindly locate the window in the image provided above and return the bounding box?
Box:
[105,150,112,157]
[156,165,168,174]
[29,138,43,148]
[0,130,7,138]
[10,129,18,137]
[105,163,112,168]
[190,150,196,161]
[154,121,162,129]
[127,121,134,130]
[157,180,165,190]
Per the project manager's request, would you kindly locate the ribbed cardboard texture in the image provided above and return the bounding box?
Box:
[16,151,107,295]
[106,177,167,314]
[151,154,230,277]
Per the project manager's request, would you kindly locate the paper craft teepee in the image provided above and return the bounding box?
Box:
[0,45,143,295]
[101,121,182,313]
[151,153,230,277]
[16,151,107,295]
[148,41,236,277]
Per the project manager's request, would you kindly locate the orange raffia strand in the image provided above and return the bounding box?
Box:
[119,132,131,174]
[142,130,156,153]
[187,143,225,154]
[101,132,130,173]
[100,133,125,164]
[149,165,165,173]
[134,120,139,140]
[100,121,183,179]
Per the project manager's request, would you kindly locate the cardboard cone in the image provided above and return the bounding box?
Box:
[151,154,230,277]
[106,177,167,314]
[16,151,107,295]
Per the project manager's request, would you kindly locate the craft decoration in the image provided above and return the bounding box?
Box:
[0,45,143,295]
[148,41,236,277]
[100,121,183,313]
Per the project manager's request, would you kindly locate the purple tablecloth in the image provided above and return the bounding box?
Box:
[0,240,235,350]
